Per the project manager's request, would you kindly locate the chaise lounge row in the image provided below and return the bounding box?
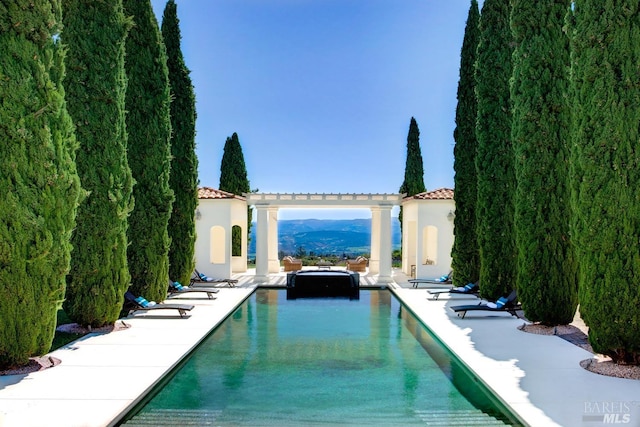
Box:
[449,289,521,319]
[124,291,195,318]
[418,274,521,319]
[124,270,237,318]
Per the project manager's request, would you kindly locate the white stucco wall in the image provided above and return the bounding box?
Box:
[401,198,455,279]
[194,197,248,279]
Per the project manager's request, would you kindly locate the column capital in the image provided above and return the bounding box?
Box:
[370,205,393,213]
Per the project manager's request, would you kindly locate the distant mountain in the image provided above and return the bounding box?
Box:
[248,218,401,257]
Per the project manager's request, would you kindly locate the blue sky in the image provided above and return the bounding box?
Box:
[149,0,479,218]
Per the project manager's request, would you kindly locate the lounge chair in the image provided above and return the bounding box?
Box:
[191,269,238,287]
[409,270,453,288]
[124,291,194,318]
[346,256,367,272]
[283,256,302,272]
[427,281,479,300]
[450,290,521,319]
[168,280,219,300]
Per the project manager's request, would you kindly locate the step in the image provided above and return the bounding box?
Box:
[122,409,223,426]
[414,408,509,426]
[124,407,511,426]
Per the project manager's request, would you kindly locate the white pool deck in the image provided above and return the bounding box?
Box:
[0,269,638,427]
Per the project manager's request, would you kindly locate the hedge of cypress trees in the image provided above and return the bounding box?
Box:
[399,117,426,235]
[510,0,577,326]
[219,132,251,256]
[570,1,640,364]
[162,0,199,286]
[62,0,134,327]
[124,0,174,303]
[474,0,516,301]
[0,0,81,368]
[451,0,480,287]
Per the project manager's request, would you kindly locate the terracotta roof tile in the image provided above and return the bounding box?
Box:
[198,187,245,200]
[406,188,454,200]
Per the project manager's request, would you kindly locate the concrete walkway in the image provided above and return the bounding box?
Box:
[0,270,638,427]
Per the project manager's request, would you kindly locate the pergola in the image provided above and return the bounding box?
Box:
[195,187,454,282]
[245,193,403,283]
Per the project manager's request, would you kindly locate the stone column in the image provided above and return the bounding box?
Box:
[254,205,269,281]
[370,206,393,281]
[370,207,381,274]
[377,205,393,282]
[267,207,280,273]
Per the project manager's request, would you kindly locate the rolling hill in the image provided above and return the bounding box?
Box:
[248,218,401,257]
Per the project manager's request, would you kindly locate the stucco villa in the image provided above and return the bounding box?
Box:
[194,187,455,281]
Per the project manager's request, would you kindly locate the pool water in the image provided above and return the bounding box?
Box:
[121,289,518,426]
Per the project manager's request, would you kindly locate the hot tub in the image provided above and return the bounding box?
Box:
[286,270,360,299]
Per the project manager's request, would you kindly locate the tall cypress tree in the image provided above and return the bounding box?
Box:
[570,1,640,364]
[511,0,577,326]
[162,0,198,286]
[399,117,426,234]
[63,0,134,327]
[219,133,251,256]
[451,0,480,287]
[124,0,174,303]
[474,0,515,301]
[0,0,81,368]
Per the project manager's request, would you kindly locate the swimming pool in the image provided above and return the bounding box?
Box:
[120,289,520,426]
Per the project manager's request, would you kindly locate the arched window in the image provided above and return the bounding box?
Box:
[422,225,438,265]
[210,226,226,264]
[232,225,242,256]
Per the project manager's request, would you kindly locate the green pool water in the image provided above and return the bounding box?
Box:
[121,289,519,426]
